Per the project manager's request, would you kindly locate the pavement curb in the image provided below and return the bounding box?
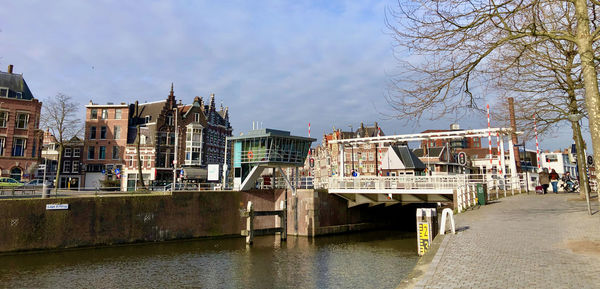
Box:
[396,233,449,289]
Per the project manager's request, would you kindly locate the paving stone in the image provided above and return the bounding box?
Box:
[416,194,600,288]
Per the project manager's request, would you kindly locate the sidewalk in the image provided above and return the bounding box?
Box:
[414,193,600,289]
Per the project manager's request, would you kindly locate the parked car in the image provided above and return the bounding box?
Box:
[0,177,24,187]
[24,179,49,188]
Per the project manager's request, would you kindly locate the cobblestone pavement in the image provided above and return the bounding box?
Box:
[415,193,600,289]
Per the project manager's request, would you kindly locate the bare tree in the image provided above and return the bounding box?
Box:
[41,93,82,194]
[386,0,600,187]
[491,33,591,200]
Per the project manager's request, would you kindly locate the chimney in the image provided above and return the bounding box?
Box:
[507,97,521,172]
[7,65,13,74]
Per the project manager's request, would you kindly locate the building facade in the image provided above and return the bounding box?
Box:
[83,102,129,187]
[0,65,43,181]
[41,133,85,189]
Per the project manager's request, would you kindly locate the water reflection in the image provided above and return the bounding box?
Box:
[0,230,418,289]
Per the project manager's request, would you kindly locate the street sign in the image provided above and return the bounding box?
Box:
[458,152,467,166]
[208,164,219,181]
[114,168,120,175]
[588,155,594,166]
[101,169,106,175]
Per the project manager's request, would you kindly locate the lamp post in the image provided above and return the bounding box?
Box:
[567,113,591,215]
[348,125,355,174]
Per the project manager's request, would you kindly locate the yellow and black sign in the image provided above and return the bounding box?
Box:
[418,222,430,256]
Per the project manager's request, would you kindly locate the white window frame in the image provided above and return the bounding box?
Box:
[0,110,8,128]
[115,109,122,120]
[64,148,72,157]
[63,160,71,173]
[72,161,79,173]
[101,109,108,119]
[15,113,29,129]
[0,87,7,98]
[73,148,80,157]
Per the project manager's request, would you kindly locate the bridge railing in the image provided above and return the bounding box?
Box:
[327,175,469,191]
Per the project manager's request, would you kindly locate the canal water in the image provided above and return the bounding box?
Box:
[0,230,418,289]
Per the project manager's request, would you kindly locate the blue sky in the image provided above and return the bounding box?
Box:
[0,0,584,151]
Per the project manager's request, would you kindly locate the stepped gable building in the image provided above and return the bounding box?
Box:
[83,101,129,187]
[122,85,210,190]
[200,93,232,165]
[0,65,43,181]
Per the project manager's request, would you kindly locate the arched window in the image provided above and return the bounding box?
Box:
[10,167,22,181]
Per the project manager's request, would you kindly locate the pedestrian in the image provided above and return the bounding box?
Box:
[549,169,559,193]
[539,168,550,194]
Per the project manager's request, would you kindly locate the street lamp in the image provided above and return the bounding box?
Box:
[566,112,591,215]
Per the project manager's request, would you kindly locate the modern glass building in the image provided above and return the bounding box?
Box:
[228,128,315,190]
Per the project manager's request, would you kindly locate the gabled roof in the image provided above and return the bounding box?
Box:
[392,145,426,170]
[413,147,445,158]
[135,100,167,120]
[0,71,35,100]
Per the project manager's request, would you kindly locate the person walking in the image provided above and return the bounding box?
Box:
[549,169,560,193]
[539,168,550,194]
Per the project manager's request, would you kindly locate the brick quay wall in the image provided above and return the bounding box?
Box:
[0,190,417,253]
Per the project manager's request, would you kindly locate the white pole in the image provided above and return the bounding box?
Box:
[172,105,178,191]
[42,157,48,198]
[534,115,541,170]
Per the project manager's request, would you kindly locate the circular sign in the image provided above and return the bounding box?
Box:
[458,152,467,166]
[588,155,594,166]
[247,151,254,159]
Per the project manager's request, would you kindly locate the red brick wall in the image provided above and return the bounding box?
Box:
[0,97,43,179]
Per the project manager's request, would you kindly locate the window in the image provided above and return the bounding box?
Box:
[115,109,122,119]
[99,146,106,159]
[91,109,98,119]
[101,109,108,119]
[63,161,71,173]
[167,115,173,125]
[195,113,200,123]
[100,126,107,139]
[369,152,374,161]
[12,138,26,156]
[32,140,36,157]
[15,113,28,129]
[16,92,22,99]
[90,126,97,139]
[73,148,80,157]
[112,146,120,159]
[128,156,133,167]
[72,161,79,173]
[88,146,95,159]
[114,126,121,139]
[0,88,7,97]
[0,137,4,156]
[0,111,7,127]
[64,148,72,157]
[145,116,151,123]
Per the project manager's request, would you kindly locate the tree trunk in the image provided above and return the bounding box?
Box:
[136,125,146,190]
[54,144,63,195]
[574,0,600,203]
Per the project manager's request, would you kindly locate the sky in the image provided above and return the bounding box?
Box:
[0,0,587,151]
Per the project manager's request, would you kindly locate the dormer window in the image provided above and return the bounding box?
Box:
[0,88,7,97]
[195,113,200,123]
[145,116,151,123]
[16,92,22,99]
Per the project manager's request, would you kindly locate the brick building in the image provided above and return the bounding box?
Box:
[122,86,223,190]
[420,124,482,150]
[83,102,129,187]
[0,65,43,181]
[41,131,85,189]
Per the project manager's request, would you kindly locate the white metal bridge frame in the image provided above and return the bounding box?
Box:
[326,128,523,209]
